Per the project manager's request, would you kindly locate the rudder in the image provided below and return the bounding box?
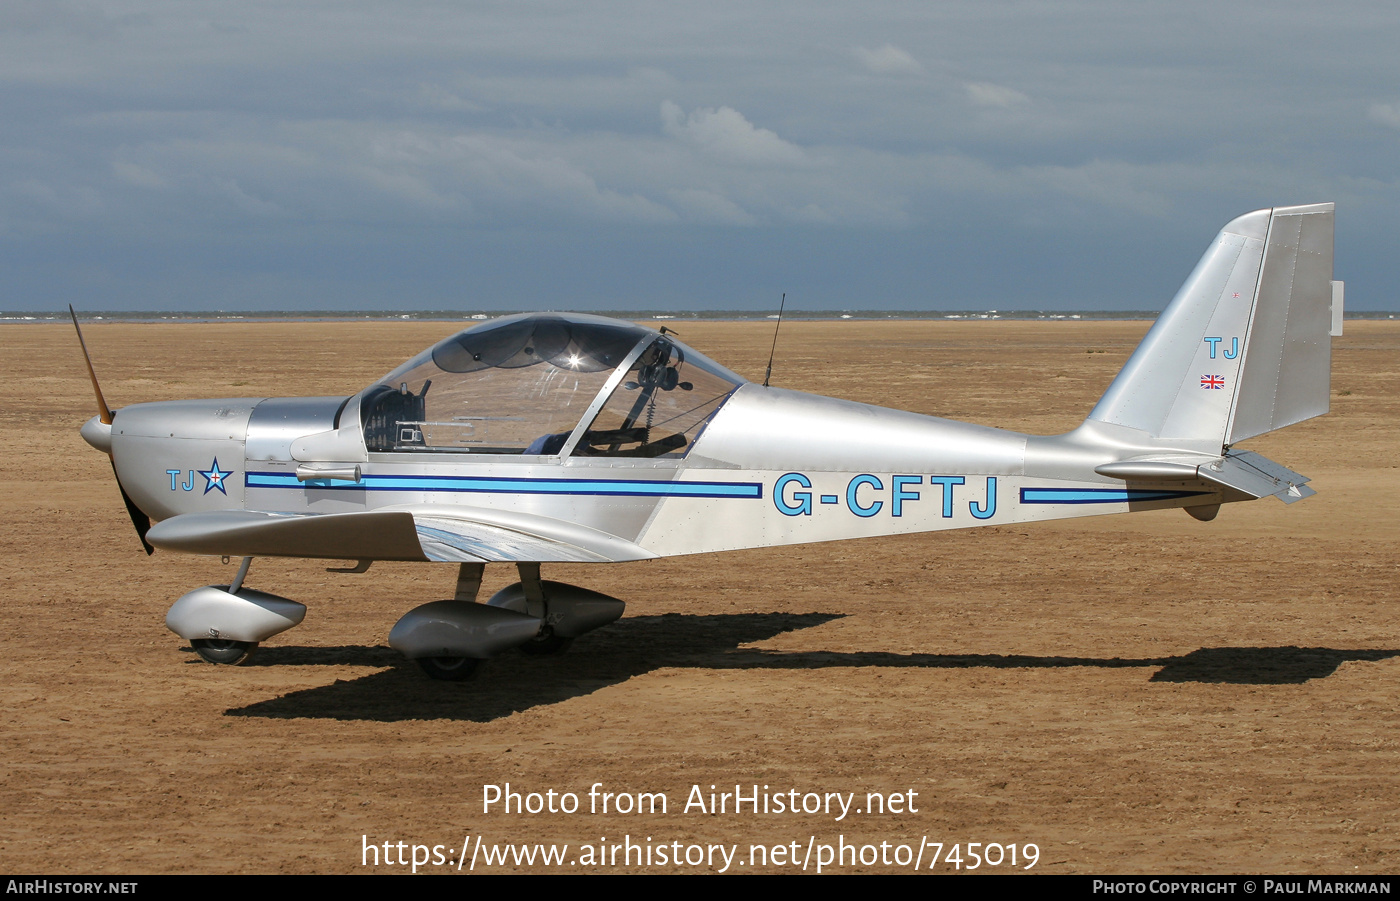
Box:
[1226,203,1336,443]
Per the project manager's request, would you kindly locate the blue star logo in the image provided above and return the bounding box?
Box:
[199,458,233,495]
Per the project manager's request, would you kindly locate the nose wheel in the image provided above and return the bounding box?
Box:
[191,638,257,666]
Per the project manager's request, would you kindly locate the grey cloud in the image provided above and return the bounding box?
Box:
[0,0,1395,310]
[0,0,137,37]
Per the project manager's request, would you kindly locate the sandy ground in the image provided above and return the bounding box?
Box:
[1,318,1397,875]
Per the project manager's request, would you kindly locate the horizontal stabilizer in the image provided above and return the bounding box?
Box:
[1095,451,1313,504]
[1197,450,1315,504]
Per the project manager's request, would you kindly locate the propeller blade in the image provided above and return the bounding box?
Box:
[70,306,154,555]
[114,461,155,555]
[69,305,112,425]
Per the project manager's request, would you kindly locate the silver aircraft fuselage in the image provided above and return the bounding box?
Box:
[104,376,1222,565]
[77,203,1340,675]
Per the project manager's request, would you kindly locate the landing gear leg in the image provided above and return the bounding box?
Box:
[516,562,571,656]
[193,557,259,665]
[393,562,616,679]
[454,561,484,602]
[229,555,252,594]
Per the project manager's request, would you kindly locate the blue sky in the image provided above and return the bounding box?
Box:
[2,1,1396,311]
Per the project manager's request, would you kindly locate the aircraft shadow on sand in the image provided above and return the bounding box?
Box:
[220,613,1400,723]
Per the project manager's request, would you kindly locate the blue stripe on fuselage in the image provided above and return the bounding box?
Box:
[245,471,763,499]
[1020,487,1210,504]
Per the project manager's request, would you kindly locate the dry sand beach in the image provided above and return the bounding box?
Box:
[1,318,1397,874]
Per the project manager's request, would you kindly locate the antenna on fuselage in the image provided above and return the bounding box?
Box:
[762,292,786,388]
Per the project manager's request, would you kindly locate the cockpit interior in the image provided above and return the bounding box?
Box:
[357,313,745,459]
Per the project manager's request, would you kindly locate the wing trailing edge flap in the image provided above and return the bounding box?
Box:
[1095,450,1314,504]
[145,506,655,563]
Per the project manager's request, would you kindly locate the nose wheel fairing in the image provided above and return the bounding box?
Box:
[165,570,307,668]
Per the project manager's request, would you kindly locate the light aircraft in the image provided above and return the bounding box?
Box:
[76,202,1342,680]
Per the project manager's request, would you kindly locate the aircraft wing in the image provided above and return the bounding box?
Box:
[144,506,655,563]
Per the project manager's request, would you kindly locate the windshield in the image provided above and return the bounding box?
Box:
[357,313,742,457]
[573,337,743,458]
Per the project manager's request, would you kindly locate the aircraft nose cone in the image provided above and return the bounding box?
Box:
[80,414,113,454]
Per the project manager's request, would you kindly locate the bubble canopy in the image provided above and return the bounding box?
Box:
[357,313,746,458]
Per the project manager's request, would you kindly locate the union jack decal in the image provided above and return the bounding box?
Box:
[1201,374,1225,389]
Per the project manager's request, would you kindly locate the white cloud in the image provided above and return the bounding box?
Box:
[667,188,758,225]
[1368,103,1400,129]
[660,100,810,167]
[792,203,835,225]
[964,82,1029,108]
[363,129,677,224]
[112,161,167,189]
[209,177,286,217]
[853,44,924,76]
[409,83,489,113]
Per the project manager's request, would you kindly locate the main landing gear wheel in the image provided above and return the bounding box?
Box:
[191,638,257,666]
[417,656,480,681]
[518,631,572,656]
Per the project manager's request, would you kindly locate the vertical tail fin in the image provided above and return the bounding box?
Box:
[1088,203,1336,451]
